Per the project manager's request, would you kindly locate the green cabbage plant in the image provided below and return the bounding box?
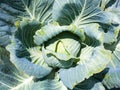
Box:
[0,0,120,90]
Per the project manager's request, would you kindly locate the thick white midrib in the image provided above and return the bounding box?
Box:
[0,72,22,89]
[21,0,34,20]
[72,0,103,26]
[74,0,87,26]
[11,76,33,90]
[32,1,36,19]
[80,11,102,22]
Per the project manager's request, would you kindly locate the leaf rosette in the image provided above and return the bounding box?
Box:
[0,0,120,90]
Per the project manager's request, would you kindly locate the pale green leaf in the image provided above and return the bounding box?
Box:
[41,30,81,68]
[42,46,79,68]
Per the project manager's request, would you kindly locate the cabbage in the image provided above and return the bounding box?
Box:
[0,0,120,90]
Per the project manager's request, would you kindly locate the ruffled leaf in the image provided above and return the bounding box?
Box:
[34,24,85,46]
[40,31,81,68]
[34,24,68,45]
[42,47,79,68]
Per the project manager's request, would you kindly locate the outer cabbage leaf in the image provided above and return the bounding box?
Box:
[105,9,120,24]
[98,40,120,89]
[34,24,67,46]
[0,0,54,22]
[15,20,41,48]
[31,72,67,90]
[0,0,54,46]
[6,40,52,78]
[52,0,109,26]
[0,48,64,90]
[73,77,105,90]
[0,47,13,90]
[82,23,120,44]
[82,23,103,46]
[59,46,111,89]
[0,47,67,90]
[0,66,34,90]
[100,0,116,10]
[101,25,120,44]
[6,21,52,78]
[0,46,34,90]
[104,0,120,24]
